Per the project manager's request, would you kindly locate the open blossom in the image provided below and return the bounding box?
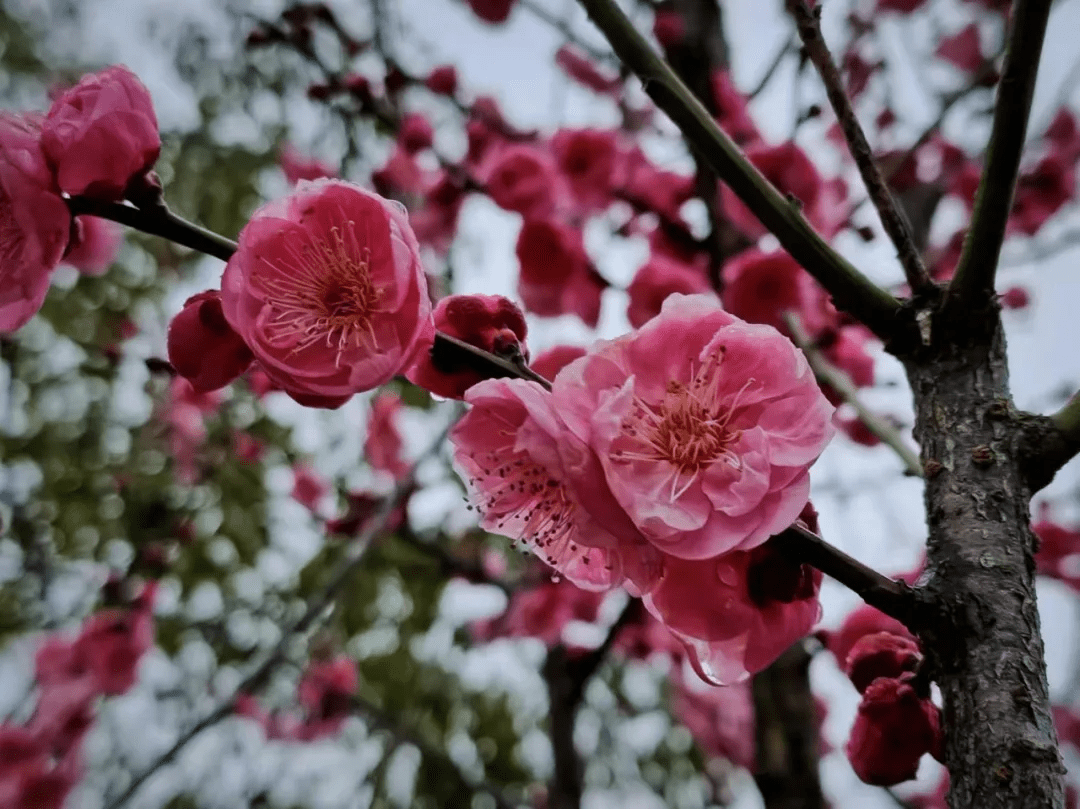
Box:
[42,65,159,199]
[626,253,713,328]
[553,294,835,560]
[482,143,562,218]
[552,128,618,214]
[516,217,604,327]
[0,113,71,333]
[220,179,434,407]
[451,377,661,591]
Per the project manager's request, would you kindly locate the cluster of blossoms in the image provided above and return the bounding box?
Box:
[0,584,155,809]
[0,66,156,332]
[450,293,836,683]
[823,601,942,785]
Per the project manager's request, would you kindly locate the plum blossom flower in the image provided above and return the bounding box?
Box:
[482,144,563,218]
[220,179,434,407]
[551,128,619,214]
[530,345,586,382]
[42,66,159,199]
[167,290,254,393]
[471,575,605,645]
[553,294,835,560]
[626,253,713,328]
[722,248,836,338]
[0,113,71,333]
[467,0,516,23]
[451,377,661,591]
[516,217,604,327]
[279,143,337,185]
[424,65,458,96]
[642,536,823,683]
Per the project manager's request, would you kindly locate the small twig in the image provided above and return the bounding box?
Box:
[749,35,794,100]
[788,0,932,295]
[102,424,452,809]
[783,313,923,477]
[66,197,237,263]
[574,0,905,342]
[948,0,1053,308]
[772,524,918,630]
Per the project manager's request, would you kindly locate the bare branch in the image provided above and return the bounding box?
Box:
[574,0,906,343]
[787,0,933,295]
[783,313,923,477]
[947,0,1053,308]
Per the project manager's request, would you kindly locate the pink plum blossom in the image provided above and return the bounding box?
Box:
[642,538,823,683]
[516,217,604,327]
[407,293,528,399]
[451,377,661,591]
[0,113,71,333]
[551,128,618,214]
[471,576,605,645]
[626,252,713,328]
[482,143,562,218]
[41,66,159,199]
[553,294,835,560]
[220,179,434,407]
[279,143,337,185]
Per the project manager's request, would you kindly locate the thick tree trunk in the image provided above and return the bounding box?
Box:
[905,312,1065,809]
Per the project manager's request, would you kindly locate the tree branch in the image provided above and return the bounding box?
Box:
[783,313,923,477]
[574,0,906,343]
[1017,395,1080,492]
[787,0,933,296]
[773,525,920,630]
[67,196,238,262]
[947,0,1053,308]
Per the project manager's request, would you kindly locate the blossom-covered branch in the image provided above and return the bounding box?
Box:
[786,0,933,296]
[574,0,907,342]
[947,0,1053,308]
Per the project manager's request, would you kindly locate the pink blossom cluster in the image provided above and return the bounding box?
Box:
[0,584,155,809]
[1,66,159,333]
[451,294,835,683]
[824,603,942,785]
[236,656,358,741]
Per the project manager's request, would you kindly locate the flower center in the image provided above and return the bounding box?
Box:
[257,221,383,357]
[615,348,748,501]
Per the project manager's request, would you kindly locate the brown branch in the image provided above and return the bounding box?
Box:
[787,0,932,296]
[773,525,919,630]
[947,0,1053,308]
[783,313,923,477]
[574,0,907,344]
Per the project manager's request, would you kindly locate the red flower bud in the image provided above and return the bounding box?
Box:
[167,290,254,392]
[407,294,528,399]
[845,631,922,693]
[846,674,941,786]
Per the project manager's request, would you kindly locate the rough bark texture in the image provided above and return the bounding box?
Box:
[904,310,1065,809]
[752,644,824,809]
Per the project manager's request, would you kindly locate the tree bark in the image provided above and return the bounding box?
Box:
[904,309,1065,809]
